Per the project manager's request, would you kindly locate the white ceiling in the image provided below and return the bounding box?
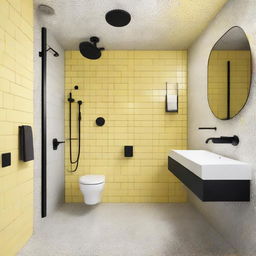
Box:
[35,0,229,50]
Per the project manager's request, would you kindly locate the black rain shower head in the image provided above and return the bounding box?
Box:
[79,36,105,60]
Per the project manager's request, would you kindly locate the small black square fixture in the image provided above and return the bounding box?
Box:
[124,146,133,157]
[2,153,11,168]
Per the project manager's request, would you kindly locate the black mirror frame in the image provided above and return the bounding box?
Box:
[207,26,253,120]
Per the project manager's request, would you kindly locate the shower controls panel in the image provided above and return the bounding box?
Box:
[2,153,11,167]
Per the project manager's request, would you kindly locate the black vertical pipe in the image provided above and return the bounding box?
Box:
[227,61,231,120]
[40,27,47,218]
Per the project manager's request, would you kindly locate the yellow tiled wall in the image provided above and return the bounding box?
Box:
[208,50,251,119]
[0,0,33,255]
[65,51,187,203]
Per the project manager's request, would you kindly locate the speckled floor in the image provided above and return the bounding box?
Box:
[18,203,238,256]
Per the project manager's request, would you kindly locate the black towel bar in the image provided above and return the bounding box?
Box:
[198,127,217,131]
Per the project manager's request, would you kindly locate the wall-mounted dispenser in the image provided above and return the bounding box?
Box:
[166,83,178,112]
[19,125,34,162]
[2,153,11,167]
[124,146,133,157]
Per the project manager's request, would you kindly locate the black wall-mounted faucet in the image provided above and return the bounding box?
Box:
[205,135,239,146]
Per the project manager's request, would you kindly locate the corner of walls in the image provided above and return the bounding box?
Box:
[188,0,256,255]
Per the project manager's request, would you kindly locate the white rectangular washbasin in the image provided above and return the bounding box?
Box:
[169,150,251,180]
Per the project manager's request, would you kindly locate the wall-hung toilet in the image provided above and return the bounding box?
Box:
[79,175,105,205]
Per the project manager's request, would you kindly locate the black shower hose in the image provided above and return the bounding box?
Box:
[68,101,81,172]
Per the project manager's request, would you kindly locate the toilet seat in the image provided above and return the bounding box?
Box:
[79,175,105,185]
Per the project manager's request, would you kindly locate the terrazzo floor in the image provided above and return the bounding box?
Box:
[18,203,238,256]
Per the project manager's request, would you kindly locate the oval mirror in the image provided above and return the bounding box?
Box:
[208,26,252,120]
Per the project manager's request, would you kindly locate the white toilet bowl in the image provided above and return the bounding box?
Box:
[79,175,105,205]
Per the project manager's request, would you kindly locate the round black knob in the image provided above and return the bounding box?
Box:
[96,117,105,126]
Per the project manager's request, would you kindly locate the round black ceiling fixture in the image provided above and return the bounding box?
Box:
[105,9,131,27]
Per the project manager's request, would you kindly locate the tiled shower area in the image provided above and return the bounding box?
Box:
[64,51,187,203]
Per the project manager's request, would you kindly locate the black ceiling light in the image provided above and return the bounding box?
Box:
[105,9,131,27]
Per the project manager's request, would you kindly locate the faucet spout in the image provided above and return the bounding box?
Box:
[205,137,214,144]
[205,135,239,146]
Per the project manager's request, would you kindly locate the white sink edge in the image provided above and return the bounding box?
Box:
[169,150,251,180]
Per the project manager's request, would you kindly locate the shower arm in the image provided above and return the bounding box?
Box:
[92,43,105,51]
[39,46,59,57]
[90,37,105,51]
[47,47,59,57]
